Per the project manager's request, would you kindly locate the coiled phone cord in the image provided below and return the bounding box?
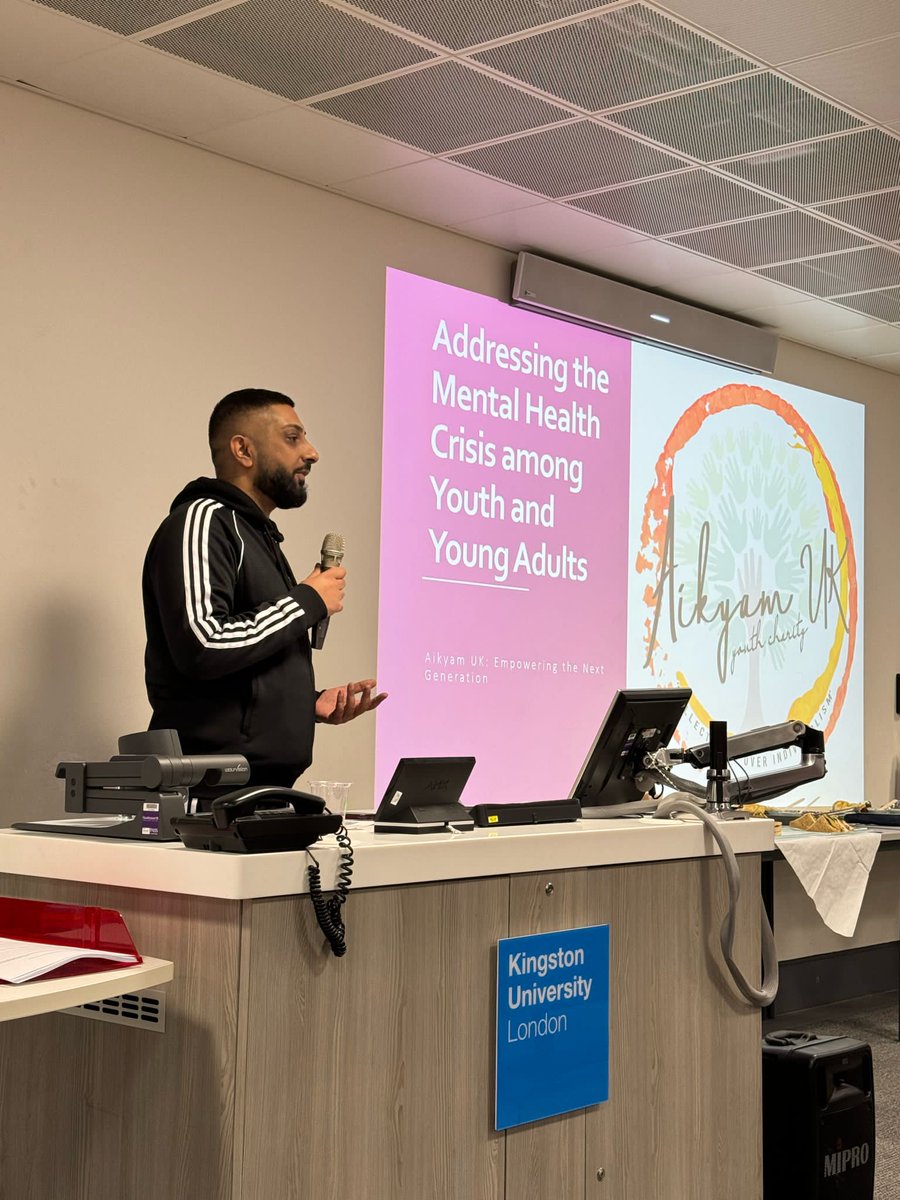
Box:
[306,826,354,957]
[654,794,779,1008]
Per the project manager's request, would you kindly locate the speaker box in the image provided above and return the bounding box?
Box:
[512,252,779,374]
[762,1031,875,1199]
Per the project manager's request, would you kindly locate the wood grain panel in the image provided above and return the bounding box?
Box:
[504,866,591,1200]
[0,873,242,1200]
[238,876,508,1200]
[504,856,762,1200]
[585,857,762,1200]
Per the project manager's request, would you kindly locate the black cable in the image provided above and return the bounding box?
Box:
[731,758,753,805]
[306,826,354,957]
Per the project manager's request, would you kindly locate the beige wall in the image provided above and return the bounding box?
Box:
[2,81,898,826]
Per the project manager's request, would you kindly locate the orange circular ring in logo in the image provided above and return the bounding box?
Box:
[635,382,857,738]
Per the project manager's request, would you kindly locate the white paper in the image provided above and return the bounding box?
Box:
[0,936,140,984]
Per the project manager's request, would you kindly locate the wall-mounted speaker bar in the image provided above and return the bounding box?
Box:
[512,252,778,375]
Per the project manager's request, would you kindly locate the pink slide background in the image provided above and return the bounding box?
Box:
[376,269,632,807]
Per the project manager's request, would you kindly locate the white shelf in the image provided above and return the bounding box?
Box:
[0,957,173,1022]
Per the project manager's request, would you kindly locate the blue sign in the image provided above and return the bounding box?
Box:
[495,924,609,1130]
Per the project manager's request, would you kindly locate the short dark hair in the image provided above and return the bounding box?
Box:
[208,388,295,447]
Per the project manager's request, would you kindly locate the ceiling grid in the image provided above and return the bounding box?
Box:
[4,0,900,368]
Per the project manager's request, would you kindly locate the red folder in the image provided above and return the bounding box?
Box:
[0,896,142,982]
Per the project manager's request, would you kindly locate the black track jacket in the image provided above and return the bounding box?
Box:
[142,478,327,782]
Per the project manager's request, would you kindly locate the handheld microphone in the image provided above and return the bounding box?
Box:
[312,533,345,650]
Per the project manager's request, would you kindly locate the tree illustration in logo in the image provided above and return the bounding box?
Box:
[676,422,823,727]
[636,383,858,740]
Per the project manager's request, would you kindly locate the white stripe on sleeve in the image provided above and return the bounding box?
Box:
[181,499,308,651]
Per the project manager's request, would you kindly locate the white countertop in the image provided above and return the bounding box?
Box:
[0,816,774,901]
[0,957,174,1022]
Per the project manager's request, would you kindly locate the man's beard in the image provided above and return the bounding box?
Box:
[256,461,308,509]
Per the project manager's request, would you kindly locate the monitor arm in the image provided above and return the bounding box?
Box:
[638,721,826,806]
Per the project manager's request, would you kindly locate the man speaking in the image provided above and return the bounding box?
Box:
[142,388,385,790]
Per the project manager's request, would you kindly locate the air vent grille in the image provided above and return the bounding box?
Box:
[62,988,167,1032]
[813,190,900,243]
[312,60,569,154]
[758,246,900,297]
[147,0,435,102]
[339,0,613,51]
[608,73,862,162]
[723,129,900,206]
[473,5,756,113]
[668,210,866,269]
[568,168,783,236]
[832,288,900,323]
[450,120,686,197]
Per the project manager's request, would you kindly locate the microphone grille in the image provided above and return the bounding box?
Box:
[322,532,345,556]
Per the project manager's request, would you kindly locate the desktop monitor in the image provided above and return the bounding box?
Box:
[570,688,692,811]
[373,756,476,834]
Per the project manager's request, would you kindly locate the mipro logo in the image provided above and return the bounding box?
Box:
[823,1141,870,1177]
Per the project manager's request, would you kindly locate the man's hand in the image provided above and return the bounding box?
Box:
[303,564,346,616]
[316,679,387,724]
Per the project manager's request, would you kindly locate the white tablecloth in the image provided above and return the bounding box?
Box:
[776,828,882,937]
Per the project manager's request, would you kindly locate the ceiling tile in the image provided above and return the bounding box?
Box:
[450,201,647,265]
[781,328,882,359]
[830,287,900,323]
[146,0,434,102]
[0,0,120,82]
[758,245,900,296]
[813,323,900,357]
[471,5,754,112]
[196,104,425,185]
[667,210,865,269]
[735,297,878,336]
[678,270,825,311]
[723,128,900,205]
[451,200,648,268]
[568,169,783,236]
[340,0,612,52]
[608,72,861,162]
[32,0,211,37]
[28,38,286,136]
[335,157,543,226]
[814,190,900,243]
[450,120,686,198]
[312,61,570,154]
[781,35,900,125]
[655,0,900,66]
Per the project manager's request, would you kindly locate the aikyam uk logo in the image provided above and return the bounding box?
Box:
[635,383,858,743]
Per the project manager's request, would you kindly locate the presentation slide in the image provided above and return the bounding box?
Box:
[376,268,864,809]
